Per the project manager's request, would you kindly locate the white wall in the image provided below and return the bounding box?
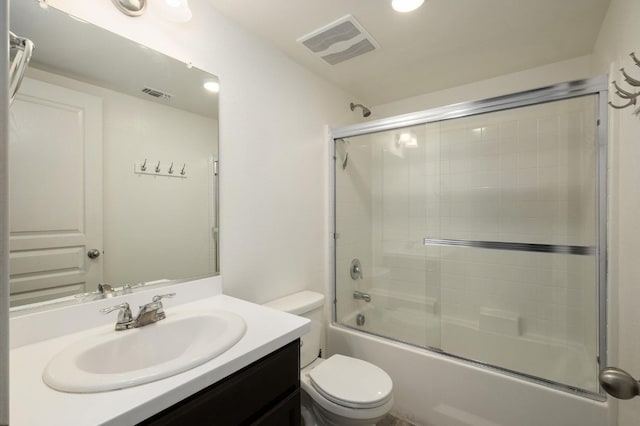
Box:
[373,55,593,118]
[591,0,640,424]
[44,0,358,304]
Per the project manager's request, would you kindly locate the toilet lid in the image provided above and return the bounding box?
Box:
[308,355,393,409]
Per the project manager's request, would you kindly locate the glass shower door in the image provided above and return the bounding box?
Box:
[334,93,603,394]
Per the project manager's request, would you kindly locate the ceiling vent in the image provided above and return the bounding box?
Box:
[297,15,379,66]
[141,87,173,100]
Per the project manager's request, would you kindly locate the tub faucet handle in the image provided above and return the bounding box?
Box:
[350,258,363,280]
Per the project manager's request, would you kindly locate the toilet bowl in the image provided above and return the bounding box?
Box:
[301,356,394,426]
[264,291,394,426]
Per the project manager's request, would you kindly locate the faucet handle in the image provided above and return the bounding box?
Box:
[100,302,133,330]
[152,293,176,303]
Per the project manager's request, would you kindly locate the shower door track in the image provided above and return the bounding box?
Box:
[423,238,596,256]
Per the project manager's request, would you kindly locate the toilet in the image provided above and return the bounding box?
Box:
[264,291,394,426]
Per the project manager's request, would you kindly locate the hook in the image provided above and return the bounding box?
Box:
[621,67,640,86]
[140,158,147,172]
[168,162,174,174]
[612,81,639,99]
[155,161,161,173]
[180,164,186,175]
[608,99,636,109]
[631,52,640,67]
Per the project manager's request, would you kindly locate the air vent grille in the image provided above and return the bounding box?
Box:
[297,15,379,66]
[141,87,173,99]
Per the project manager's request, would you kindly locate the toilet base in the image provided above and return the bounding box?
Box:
[301,389,385,426]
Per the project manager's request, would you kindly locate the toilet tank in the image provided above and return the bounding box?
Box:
[264,291,324,368]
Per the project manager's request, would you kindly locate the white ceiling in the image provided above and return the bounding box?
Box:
[207,0,611,106]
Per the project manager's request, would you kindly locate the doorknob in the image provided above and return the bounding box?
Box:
[87,249,101,259]
[599,367,640,399]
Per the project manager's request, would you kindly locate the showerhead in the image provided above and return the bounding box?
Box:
[350,102,371,118]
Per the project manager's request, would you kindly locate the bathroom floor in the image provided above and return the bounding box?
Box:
[376,414,419,426]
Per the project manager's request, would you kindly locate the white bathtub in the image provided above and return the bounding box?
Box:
[342,304,598,393]
[329,306,614,426]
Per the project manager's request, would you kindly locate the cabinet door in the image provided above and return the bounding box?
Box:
[251,390,300,426]
[139,340,300,426]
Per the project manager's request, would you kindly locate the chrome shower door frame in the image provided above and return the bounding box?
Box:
[329,75,609,400]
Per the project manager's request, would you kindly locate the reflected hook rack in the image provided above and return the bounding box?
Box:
[134,159,187,178]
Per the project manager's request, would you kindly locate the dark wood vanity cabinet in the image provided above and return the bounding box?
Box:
[139,339,301,426]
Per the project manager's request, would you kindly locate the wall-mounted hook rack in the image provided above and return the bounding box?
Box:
[609,52,640,116]
[134,159,187,178]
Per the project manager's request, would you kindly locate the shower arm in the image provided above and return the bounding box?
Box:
[9,32,35,106]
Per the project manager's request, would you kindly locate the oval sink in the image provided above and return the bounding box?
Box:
[43,310,246,393]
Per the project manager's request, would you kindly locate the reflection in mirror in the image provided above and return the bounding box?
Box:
[9,1,219,308]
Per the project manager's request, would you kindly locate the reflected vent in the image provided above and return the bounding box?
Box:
[297,15,379,65]
[141,87,173,99]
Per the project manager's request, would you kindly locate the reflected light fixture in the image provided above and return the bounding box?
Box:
[157,0,193,23]
[397,131,418,147]
[111,0,193,22]
[391,0,425,13]
[203,81,220,93]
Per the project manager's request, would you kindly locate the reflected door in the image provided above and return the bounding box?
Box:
[9,78,103,306]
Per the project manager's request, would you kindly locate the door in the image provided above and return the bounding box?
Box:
[9,77,103,306]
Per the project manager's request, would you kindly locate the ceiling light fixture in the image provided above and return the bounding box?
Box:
[391,0,424,13]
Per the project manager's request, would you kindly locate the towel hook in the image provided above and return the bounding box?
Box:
[155,161,161,173]
[168,162,174,174]
[140,158,147,172]
[180,164,186,175]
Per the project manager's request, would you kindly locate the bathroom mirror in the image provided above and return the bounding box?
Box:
[8,1,219,307]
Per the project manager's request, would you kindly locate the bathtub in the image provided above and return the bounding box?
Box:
[328,305,614,426]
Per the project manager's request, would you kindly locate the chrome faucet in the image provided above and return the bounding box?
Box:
[101,293,175,331]
[353,290,371,303]
[97,282,115,297]
[101,302,134,331]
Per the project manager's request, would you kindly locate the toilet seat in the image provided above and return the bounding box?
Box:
[308,354,393,409]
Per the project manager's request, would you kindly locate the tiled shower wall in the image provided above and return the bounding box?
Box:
[367,95,599,351]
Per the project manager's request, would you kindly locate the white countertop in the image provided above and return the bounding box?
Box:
[10,276,309,425]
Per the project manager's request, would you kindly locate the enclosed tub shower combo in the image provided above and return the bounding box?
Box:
[330,77,612,424]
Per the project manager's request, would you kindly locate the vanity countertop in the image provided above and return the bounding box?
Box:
[10,276,309,426]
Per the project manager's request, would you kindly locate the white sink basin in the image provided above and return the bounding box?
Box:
[42,310,246,393]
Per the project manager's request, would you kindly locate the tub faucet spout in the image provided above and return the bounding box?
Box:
[353,291,371,303]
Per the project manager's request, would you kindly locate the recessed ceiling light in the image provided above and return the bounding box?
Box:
[204,81,220,93]
[392,0,424,13]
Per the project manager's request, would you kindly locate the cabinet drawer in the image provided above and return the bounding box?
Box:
[139,339,300,426]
